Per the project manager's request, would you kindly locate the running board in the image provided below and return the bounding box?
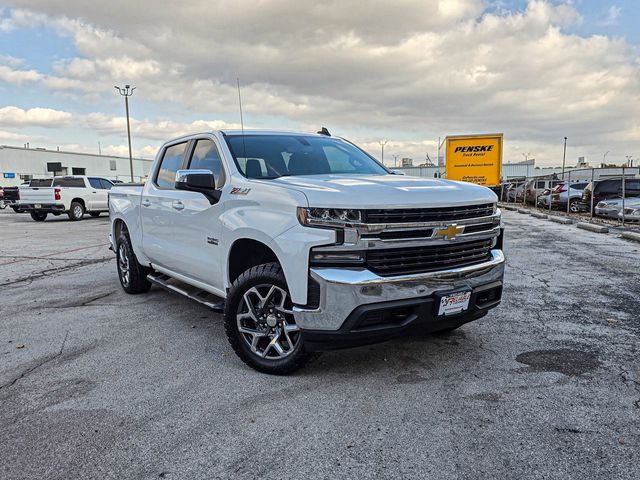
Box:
[147,272,225,313]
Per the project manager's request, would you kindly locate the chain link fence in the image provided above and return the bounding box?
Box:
[499,167,640,228]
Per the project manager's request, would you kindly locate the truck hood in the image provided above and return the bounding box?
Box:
[269,174,497,209]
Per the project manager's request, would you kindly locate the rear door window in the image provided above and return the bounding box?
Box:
[156,142,187,188]
[53,178,86,188]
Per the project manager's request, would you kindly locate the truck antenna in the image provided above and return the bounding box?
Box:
[237,77,247,161]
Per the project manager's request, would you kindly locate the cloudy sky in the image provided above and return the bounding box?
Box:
[0,0,638,166]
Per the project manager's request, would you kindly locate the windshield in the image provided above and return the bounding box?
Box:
[224,134,388,179]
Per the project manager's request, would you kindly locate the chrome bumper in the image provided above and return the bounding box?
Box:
[293,249,505,331]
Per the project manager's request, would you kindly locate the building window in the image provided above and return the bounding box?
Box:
[110,160,117,171]
[72,167,86,175]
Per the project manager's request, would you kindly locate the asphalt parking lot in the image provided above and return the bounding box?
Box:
[1,209,639,480]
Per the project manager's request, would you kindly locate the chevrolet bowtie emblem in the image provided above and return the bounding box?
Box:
[434,224,465,240]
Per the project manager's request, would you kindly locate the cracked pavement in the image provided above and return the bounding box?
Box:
[1,209,639,479]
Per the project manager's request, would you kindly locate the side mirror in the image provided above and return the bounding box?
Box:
[390,169,405,175]
[175,169,221,204]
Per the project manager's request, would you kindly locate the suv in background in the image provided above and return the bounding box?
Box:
[550,181,588,212]
[581,178,640,212]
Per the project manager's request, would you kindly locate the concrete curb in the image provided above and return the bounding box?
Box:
[576,222,608,234]
[531,213,548,219]
[504,206,517,211]
[621,231,640,243]
[548,216,573,225]
[517,209,530,214]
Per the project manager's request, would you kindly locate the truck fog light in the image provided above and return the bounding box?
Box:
[310,251,365,265]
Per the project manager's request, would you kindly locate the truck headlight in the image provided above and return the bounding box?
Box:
[297,207,363,227]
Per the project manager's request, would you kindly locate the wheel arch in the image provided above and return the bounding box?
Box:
[71,197,86,208]
[227,238,280,286]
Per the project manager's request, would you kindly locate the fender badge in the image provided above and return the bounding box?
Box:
[230,187,251,195]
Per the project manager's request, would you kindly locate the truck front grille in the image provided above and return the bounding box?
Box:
[365,239,493,276]
[364,203,494,224]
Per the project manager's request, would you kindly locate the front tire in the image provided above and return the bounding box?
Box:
[30,211,48,222]
[116,231,152,294]
[569,199,580,213]
[224,262,314,374]
[68,201,85,221]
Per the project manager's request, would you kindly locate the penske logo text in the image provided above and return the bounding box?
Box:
[454,145,494,153]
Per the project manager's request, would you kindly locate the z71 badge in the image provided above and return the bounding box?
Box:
[230,187,251,195]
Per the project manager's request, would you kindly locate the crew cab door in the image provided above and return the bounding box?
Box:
[141,138,226,291]
[87,177,111,210]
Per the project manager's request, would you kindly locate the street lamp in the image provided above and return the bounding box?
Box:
[561,137,567,179]
[378,139,388,165]
[114,85,136,182]
[392,154,399,167]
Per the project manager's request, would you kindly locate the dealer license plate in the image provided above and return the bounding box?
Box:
[438,291,471,316]
[34,204,42,209]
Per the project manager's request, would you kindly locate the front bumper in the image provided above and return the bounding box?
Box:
[294,249,505,339]
[595,207,619,219]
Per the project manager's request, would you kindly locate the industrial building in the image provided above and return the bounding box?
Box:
[0,145,153,186]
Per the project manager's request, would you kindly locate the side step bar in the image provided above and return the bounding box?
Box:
[147,272,225,313]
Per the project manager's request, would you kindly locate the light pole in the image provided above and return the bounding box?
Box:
[392,154,399,167]
[378,139,388,165]
[602,151,609,167]
[115,85,136,182]
[561,137,567,179]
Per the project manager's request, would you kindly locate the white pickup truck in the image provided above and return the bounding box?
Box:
[109,130,505,374]
[17,175,114,221]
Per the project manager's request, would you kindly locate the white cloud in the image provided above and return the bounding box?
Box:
[84,113,242,141]
[0,106,73,127]
[0,64,42,84]
[600,5,621,26]
[1,0,639,165]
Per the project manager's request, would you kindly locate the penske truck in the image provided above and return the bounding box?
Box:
[445,134,503,188]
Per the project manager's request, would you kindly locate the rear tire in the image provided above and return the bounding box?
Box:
[89,212,101,217]
[224,262,314,375]
[68,201,85,221]
[116,231,152,294]
[30,211,48,222]
[11,206,19,213]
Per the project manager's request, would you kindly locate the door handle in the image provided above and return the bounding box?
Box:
[172,200,184,211]
[142,199,151,207]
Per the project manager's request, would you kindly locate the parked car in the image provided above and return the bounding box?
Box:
[524,178,563,204]
[109,129,505,374]
[506,182,524,202]
[619,204,640,222]
[16,175,114,221]
[536,189,552,207]
[581,178,640,212]
[550,181,589,212]
[596,197,640,219]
